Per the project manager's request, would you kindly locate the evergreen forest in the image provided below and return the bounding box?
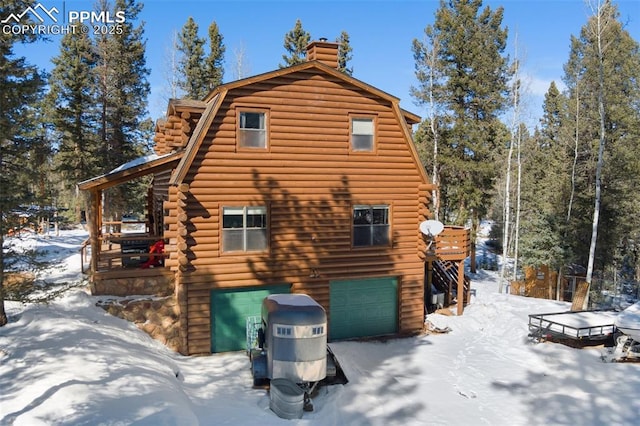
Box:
[1,0,639,317]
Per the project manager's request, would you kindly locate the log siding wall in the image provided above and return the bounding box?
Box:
[163,69,429,355]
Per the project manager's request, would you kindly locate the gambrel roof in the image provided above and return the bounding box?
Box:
[78,54,425,192]
[169,60,425,186]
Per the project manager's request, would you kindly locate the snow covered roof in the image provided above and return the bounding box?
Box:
[77,151,183,191]
[109,154,163,173]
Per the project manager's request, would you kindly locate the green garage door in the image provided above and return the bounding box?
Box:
[210,285,289,353]
[329,277,398,340]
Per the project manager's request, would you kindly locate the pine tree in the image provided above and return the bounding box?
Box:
[518,83,569,269]
[176,18,226,99]
[177,17,207,99]
[46,24,100,222]
[562,0,640,276]
[0,0,46,325]
[412,23,446,221]
[95,0,151,221]
[414,0,512,239]
[205,21,225,92]
[22,103,56,230]
[280,19,310,68]
[336,31,353,75]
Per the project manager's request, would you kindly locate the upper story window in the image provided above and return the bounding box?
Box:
[222,206,267,252]
[238,110,267,149]
[351,116,375,152]
[353,205,390,247]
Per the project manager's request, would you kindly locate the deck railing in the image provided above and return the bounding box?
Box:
[80,237,91,274]
[103,234,167,269]
[77,219,165,273]
[433,226,471,261]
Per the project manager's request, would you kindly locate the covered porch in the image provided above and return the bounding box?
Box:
[78,152,183,296]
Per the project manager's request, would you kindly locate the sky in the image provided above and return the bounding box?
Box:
[8,0,640,128]
[2,225,640,425]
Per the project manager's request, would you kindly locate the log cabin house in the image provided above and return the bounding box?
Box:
[79,40,471,355]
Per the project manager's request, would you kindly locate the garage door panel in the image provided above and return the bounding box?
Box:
[210,285,289,353]
[330,277,398,340]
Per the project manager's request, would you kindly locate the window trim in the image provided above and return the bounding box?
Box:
[352,204,391,248]
[236,108,269,151]
[349,114,377,154]
[221,205,269,253]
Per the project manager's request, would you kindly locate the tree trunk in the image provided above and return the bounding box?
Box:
[499,137,513,293]
[512,123,522,282]
[567,77,579,228]
[586,1,608,288]
[0,144,6,326]
[0,232,7,326]
[499,41,520,293]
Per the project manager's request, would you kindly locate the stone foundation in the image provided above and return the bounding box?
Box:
[98,296,184,353]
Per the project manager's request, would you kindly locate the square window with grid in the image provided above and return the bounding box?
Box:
[222,206,267,252]
[353,205,390,246]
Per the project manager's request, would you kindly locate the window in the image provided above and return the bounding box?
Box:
[238,110,267,148]
[272,324,326,338]
[222,206,267,252]
[275,326,292,337]
[351,117,374,152]
[353,205,390,247]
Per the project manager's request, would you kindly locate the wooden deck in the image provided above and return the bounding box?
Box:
[85,234,174,297]
[424,225,472,316]
[82,233,168,274]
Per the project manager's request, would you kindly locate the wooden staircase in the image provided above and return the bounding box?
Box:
[422,225,472,315]
[432,260,471,308]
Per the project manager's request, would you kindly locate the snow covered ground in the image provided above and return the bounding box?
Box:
[2,227,640,425]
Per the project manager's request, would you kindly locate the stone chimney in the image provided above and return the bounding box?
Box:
[306,38,339,69]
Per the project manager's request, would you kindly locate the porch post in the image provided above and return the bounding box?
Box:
[89,189,102,274]
[457,259,465,316]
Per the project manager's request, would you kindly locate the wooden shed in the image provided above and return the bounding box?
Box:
[80,40,466,355]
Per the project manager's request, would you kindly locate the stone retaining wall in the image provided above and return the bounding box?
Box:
[99,296,183,353]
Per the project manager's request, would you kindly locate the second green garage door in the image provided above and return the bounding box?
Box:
[329,277,398,340]
[210,285,289,353]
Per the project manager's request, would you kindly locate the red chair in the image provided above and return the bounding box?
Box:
[141,240,165,268]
